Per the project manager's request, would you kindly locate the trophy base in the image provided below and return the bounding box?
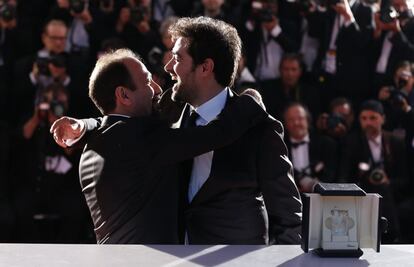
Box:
[313,248,363,258]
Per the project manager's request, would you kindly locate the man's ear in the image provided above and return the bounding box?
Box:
[115,86,131,105]
[200,58,214,75]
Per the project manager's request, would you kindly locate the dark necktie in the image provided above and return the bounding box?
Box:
[183,110,199,128]
[178,109,199,242]
[291,141,307,149]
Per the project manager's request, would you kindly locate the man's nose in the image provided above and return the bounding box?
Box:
[164,57,173,73]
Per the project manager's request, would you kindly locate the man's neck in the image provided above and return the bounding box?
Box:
[191,83,225,107]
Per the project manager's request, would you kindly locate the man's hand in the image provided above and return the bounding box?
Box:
[332,0,354,22]
[50,116,85,148]
[242,88,266,111]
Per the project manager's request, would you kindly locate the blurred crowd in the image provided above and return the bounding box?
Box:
[0,0,414,244]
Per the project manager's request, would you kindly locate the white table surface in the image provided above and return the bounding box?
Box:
[1,244,414,267]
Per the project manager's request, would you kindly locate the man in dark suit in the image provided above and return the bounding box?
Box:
[307,0,374,109]
[372,0,414,89]
[50,48,267,244]
[283,103,338,192]
[338,100,409,243]
[260,53,322,120]
[163,16,302,245]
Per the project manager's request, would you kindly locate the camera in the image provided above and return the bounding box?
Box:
[368,168,385,184]
[251,1,276,23]
[0,2,16,22]
[35,53,68,76]
[129,5,148,25]
[35,84,68,121]
[69,0,86,14]
[380,5,414,23]
[388,70,411,109]
[326,113,346,130]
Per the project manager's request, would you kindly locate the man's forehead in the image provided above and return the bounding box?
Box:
[172,37,189,53]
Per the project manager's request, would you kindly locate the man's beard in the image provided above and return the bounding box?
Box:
[171,82,186,103]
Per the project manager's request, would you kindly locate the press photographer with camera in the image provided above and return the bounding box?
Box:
[306,0,374,109]
[242,0,299,85]
[377,61,414,131]
[338,99,409,243]
[116,0,160,64]
[316,97,355,140]
[9,82,90,243]
[12,20,74,125]
[283,103,338,192]
[260,53,322,120]
[373,0,414,88]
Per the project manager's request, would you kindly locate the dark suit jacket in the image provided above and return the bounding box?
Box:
[308,2,374,96]
[79,96,266,244]
[173,92,302,245]
[260,78,322,120]
[285,131,338,184]
[338,131,409,198]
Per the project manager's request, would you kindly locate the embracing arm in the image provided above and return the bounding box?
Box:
[150,94,268,165]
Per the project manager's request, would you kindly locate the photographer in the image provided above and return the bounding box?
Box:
[338,100,409,243]
[377,61,414,131]
[260,53,322,120]
[306,0,374,109]
[12,20,73,126]
[283,103,338,192]
[242,0,300,84]
[116,1,161,64]
[372,0,414,88]
[10,83,90,243]
[316,97,355,140]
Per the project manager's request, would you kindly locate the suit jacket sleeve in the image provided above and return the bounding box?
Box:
[256,118,302,244]
[149,95,267,165]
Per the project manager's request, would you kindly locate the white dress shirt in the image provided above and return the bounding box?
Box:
[187,88,228,202]
[368,134,382,164]
[375,32,394,74]
[254,26,283,80]
[290,134,310,172]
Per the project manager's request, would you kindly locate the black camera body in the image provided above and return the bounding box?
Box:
[0,2,16,22]
[380,5,414,23]
[369,168,386,184]
[35,53,68,76]
[69,0,86,14]
[326,113,346,130]
[251,0,277,23]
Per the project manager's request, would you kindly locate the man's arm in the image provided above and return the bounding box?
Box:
[149,93,268,165]
[257,118,303,244]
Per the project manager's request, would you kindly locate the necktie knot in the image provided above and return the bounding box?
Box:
[185,110,199,128]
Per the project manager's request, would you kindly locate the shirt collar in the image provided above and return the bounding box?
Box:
[290,134,310,144]
[191,88,228,124]
[368,134,382,146]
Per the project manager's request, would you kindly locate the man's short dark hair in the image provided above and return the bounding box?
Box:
[89,49,140,114]
[168,16,242,88]
[279,53,303,70]
[329,97,353,113]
